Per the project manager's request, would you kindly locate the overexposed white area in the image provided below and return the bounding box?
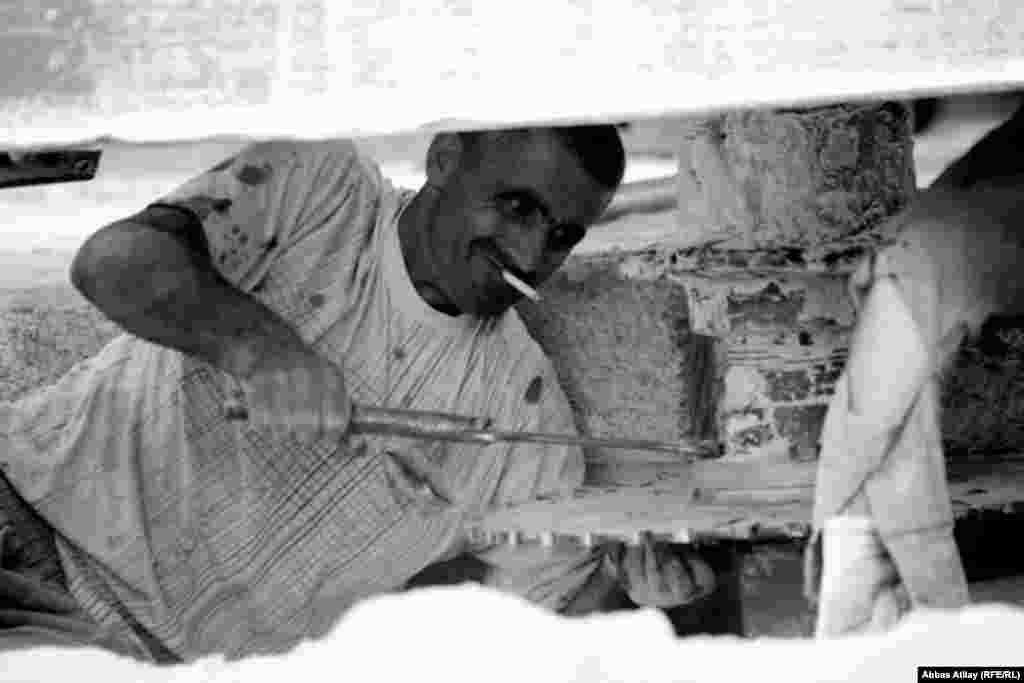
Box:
[2,584,1023,683]
[3,0,1022,250]
[2,0,1023,147]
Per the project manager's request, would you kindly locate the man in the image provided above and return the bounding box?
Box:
[0,126,713,662]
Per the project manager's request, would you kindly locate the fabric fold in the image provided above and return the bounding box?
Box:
[807,302,969,635]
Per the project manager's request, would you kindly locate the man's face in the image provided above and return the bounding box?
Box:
[423,131,615,317]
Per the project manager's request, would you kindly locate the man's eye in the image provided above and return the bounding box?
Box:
[548,224,585,251]
[497,195,539,221]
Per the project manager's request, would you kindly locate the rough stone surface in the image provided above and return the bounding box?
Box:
[675,271,855,339]
[942,316,1024,458]
[0,284,119,403]
[716,339,850,462]
[661,268,853,461]
[516,251,714,478]
[676,102,916,250]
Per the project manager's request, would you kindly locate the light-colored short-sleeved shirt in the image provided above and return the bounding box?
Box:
[0,140,597,661]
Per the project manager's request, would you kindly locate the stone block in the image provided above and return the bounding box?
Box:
[516,251,715,473]
[676,103,916,250]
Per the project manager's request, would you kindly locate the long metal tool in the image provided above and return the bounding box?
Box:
[353,405,716,458]
[225,397,717,459]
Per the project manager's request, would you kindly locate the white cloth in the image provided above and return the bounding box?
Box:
[808,178,1024,634]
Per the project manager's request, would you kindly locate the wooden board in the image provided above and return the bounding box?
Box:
[2,1,1024,148]
[469,458,1024,544]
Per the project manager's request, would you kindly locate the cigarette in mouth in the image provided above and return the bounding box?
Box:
[500,269,541,302]
[484,252,541,302]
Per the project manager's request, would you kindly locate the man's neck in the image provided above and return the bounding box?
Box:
[398,189,462,317]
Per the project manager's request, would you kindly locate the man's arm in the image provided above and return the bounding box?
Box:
[70,141,358,442]
[70,204,307,379]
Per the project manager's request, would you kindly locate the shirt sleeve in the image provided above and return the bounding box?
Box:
[151,139,369,293]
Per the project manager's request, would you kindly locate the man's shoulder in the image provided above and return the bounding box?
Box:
[241,137,358,161]
[237,138,385,189]
[252,138,394,226]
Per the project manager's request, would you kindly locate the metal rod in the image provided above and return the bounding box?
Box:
[470,428,715,458]
[225,396,715,458]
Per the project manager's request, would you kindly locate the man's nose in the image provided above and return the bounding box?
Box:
[499,225,546,277]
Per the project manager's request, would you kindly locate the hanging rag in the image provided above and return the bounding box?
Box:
[806,160,1024,636]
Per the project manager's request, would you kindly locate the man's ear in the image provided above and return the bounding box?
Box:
[425,133,465,187]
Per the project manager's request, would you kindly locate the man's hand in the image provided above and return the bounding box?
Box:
[234,346,353,445]
[604,535,716,608]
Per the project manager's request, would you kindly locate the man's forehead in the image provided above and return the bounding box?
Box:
[469,129,612,219]
[474,129,568,170]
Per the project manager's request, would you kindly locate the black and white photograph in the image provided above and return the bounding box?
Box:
[1,1,1024,680]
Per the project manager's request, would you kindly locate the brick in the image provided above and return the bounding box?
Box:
[517,251,714,475]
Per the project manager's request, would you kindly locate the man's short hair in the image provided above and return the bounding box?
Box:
[458,125,626,190]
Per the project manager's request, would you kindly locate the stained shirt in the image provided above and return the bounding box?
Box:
[0,139,600,661]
